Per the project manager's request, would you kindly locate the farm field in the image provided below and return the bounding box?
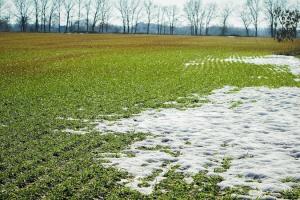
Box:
[1,33,300,199]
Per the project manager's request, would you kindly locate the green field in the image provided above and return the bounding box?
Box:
[1,33,300,199]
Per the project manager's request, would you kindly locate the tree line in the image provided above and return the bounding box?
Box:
[0,0,299,40]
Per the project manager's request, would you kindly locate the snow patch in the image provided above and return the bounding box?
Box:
[95,86,300,198]
[184,55,300,77]
[224,55,300,76]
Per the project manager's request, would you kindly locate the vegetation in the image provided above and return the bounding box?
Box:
[0,33,300,199]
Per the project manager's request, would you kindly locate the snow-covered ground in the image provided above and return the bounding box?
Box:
[224,55,300,76]
[185,55,300,79]
[95,86,300,198]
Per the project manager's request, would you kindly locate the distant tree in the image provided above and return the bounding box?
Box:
[264,0,286,38]
[247,0,261,37]
[77,0,82,32]
[40,0,48,32]
[160,6,167,34]
[129,0,141,33]
[84,0,91,32]
[220,6,233,36]
[13,0,31,32]
[63,0,74,32]
[166,5,178,35]
[155,5,161,34]
[117,0,126,33]
[32,0,40,32]
[48,0,57,32]
[56,0,63,32]
[144,0,155,34]
[117,0,141,34]
[133,2,142,33]
[240,6,252,36]
[204,3,216,35]
[99,0,111,33]
[184,0,202,35]
[91,0,101,32]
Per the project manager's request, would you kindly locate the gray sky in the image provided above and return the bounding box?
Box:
[2,0,300,28]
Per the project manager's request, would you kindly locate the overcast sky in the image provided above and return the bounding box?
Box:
[2,0,300,28]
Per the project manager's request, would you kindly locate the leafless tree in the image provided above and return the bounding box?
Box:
[40,0,48,32]
[32,0,40,32]
[48,0,57,32]
[129,0,141,33]
[220,5,233,35]
[144,0,155,34]
[56,0,63,32]
[247,0,261,37]
[13,0,31,32]
[117,0,127,33]
[64,0,74,32]
[77,0,82,31]
[133,2,142,33]
[166,5,178,35]
[184,0,202,35]
[264,0,286,37]
[204,3,216,35]
[100,0,111,33]
[91,0,101,32]
[117,0,141,34]
[84,0,91,32]
[240,6,252,36]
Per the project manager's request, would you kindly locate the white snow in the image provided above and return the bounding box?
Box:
[224,55,300,76]
[185,55,300,79]
[95,86,300,198]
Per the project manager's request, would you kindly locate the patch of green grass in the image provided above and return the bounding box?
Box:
[280,185,300,200]
[229,101,243,109]
[214,157,233,173]
[281,177,300,183]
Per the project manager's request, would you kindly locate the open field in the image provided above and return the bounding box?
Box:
[1,33,300,199]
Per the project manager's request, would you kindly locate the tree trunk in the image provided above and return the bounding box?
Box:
[65,13,69,32]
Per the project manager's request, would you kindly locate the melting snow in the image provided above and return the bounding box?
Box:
[224,55,300,76]
[95,86,300,198]
[185,55,300,81]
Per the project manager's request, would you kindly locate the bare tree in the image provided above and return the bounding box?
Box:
[77,0,82,32]
[184,0,202,35]
[117,0,127,33]
[84,0,91,32]
[161,6,168,34]
[99,0,111,32]
[220,6,233,36]
[48,0,57,32]
[240,6,252,36]
[40,0,48,32]
[13,0,31,32]
[91,0,101,32]
[56,0,63,32]
[155,5,161,34]
[32,0,40,32]
[204,3,216,35]
[129,0,140,33]
[133,2,142,33]
[64,0,74,32]
[166,5,178,35]
[264,0,286,37]
[144,0,155,34]
[117,0,141,34]
[247,0,261,37]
